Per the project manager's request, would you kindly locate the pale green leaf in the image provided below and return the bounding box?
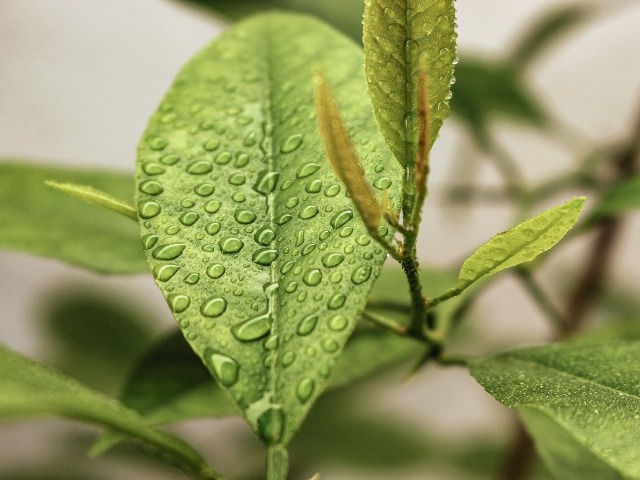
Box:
[587,174,640,222]
[0,162,146,274]
[135,13,402,446]
[433,197,584,305]
[470,341,640,479]
[45,181,138,220]
[363,0,457,167]
[520,409,623,480]
[0,343,220,480]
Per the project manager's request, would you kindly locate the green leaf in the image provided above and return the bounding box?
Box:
[45,181,138,220]
[0,343,220,480]
[469,341,640,479]
[174,0,365,42]
[135,13,402,446]
[433,197,584,305]
[363,0,457,167]
[0,162,146,274]
[507,5,592,70]
[520,409,623,480]
[586,174,640,222]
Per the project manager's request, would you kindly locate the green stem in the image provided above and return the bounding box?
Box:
[362,309,408,335]
[267,445,289,480]
[514,267,568,334]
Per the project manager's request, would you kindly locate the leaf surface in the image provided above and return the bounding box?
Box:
[470,341,640,479]
[0,343,219,480]
[135,13,402,445]
[0,162,146,274]
[363,0,457,167]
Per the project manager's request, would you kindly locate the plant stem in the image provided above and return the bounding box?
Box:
[267,445,289,480]
[498,422,535,480]
[362,309,408,335]
[514,267,568,334]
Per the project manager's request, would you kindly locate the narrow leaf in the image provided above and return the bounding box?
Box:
[135,13,402,446]
[433,197,584,304]
[363,0,457,167]
[314,71,383,235]
[45,181,138,220]
[0,343,220,480]
[0,162,146,274]
[470,341,640,479]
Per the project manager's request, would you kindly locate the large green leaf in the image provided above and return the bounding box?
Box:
[0,162,146,274]
[432,197,584,305]
[135,13,402,446]
[363,0,457,169]
[0,344,220,480]
[470,341,640,479]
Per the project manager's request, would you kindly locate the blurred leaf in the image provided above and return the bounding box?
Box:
[41,292,153,394]
[0,344,220,480]
[521,408,623,480]
[173,0,364,41]
[586,174,640,223]
[508,5,592,70]
[45,181,138,220]
[470,341,640,479]
[451,60,547,137]
[0,162,147,274]
[433,197,585,305]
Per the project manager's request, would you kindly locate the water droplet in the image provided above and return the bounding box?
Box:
[299,205,319,219]
[285,196,299,209]
[356,235,371,246]
[187,161,213,175]
[281,351,296,367]
[244,131,257,146]
[301,243,316,256]
[344,244,354,254]
[252,248,278,266]
[219,237,244,254]
[351,266,372,285]
[206,263,225,279]
[328,293,346,310]
[228,173,246,185]
[150,138,168,150]
[319,230,330,241]
[152,243,186,260]
[339,226,353,238]
[285,281,298,293]
[168,293,190,313]
[142,162,166,176]
[331,209,353,229]
[374,177,392,189]
[303,269,322,286]
[234,209,256,224]
[295,230,305,247]
[306,179,323,193]
[232,313,271,341]
[280,261,294,274]
[234,153,250,168]
[138,180,164,196]
[160,154,180,165]
[322,252,345,268]
[275,213,292,225]
[253,170,280,195]
[296,162,320,179]
[194,183,215,197]
[374,164,385,173]
[181,199,195,208]
[296,378,315,403]
[184,272,200,285]
[205,222,221,236]
[328,314,348,331]
[297,314,318,336]
[153,264,180,282]
[257,407,285,444]
[203,139,220,151]
[281,134,303,153]
[254,226,276,246]
[201,297,227,317]
[330,272,342,283]
[179,211,199,226]
[232,192,246,203]
[215,152,232,165]
[209,353,239,387]
[141,233,159,249]
[324,184,341,197]
[321,338,339,352]
[165,225,180,234]
[204,200,221,214]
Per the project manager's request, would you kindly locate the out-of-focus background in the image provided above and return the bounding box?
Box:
[1,1,639,479]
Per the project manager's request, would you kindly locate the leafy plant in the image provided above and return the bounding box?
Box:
[1,2,639,480]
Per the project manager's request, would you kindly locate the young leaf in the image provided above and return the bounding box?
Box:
[0,343,221,480]
[470,341,640,479]
[363,0,457,167]
[45,181,138,220]
[0,162,146,274]
[135,13,402,446]
[432,197,585,305]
